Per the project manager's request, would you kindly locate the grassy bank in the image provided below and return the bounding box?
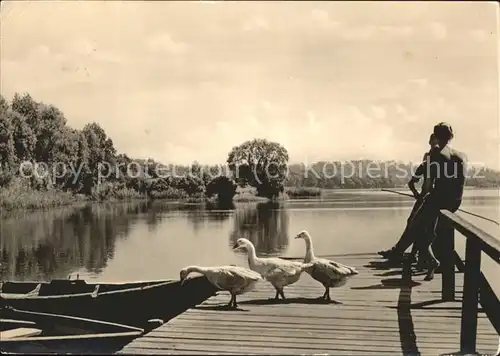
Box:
[0,186,262,212]
[0,182,325,213]
[0,180,231,213]
[232,186,269,202]
[233,192,270,202]
[0,181,87,212]
[232,186,323,202]
[0,178,148,213]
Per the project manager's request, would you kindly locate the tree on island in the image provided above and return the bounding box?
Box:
[226,138,289,199]
[205,176,237,204]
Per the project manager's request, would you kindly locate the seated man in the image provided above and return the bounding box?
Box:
[412,122,466,280]
[378,133,438,263]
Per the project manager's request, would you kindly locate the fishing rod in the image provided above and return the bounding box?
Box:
[381,188,500,226]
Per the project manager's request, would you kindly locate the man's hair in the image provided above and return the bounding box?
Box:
[433,122,454,142]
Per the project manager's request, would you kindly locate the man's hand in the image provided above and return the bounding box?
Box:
[408,177,420,200]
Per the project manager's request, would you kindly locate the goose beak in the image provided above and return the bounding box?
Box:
[232,243,240,250]
[180,277,187,286]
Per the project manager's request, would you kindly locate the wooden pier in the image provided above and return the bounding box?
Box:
[118,210,500,355]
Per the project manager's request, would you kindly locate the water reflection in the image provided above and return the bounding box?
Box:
[179,202,234,232]
[0,202,165,281]
[230,202,290,256]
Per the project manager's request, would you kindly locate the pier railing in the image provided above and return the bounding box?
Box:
[438,209,500,355]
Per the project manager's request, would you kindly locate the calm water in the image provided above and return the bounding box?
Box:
[1,189,499,294]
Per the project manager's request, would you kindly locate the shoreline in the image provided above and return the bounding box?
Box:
[1,185,497,215]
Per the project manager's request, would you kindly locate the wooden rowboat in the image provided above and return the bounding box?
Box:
[0,306,144,354]
[0,276,217,329]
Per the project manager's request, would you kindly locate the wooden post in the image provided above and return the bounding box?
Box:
[460,238,481,354]
[439,217,455,301]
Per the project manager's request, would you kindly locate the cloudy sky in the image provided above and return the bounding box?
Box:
[1,1,498,168]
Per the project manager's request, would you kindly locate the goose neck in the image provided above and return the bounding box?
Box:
[186,265,206,276]
[304,236,316,262]
[245,244,258,267]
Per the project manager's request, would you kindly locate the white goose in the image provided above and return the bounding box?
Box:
[179,265,262,309]
[233,238,314,300]
[295,230,359,302]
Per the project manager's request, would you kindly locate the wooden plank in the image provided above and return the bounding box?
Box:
[118,254,499,356]
[440,210,500,263]
[147,325,497,344]
[125,339,402,354]
[144,330,498,348]
[122,338,495,355]
[117,346,251,355]
[175,309,493,326]
[132,334,497,351]
[133,335,406,350]
[170,317,495,335]
[0,327,42,339]
[165,318,494,335]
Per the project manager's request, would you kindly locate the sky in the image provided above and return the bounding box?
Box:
[1,1,499,168]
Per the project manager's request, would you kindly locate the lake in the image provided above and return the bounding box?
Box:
[1,188,499,295]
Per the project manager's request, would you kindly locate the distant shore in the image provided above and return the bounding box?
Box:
[2,183,497,215]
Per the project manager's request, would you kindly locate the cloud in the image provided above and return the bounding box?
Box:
[307,9,413,40]
[393,104,418,123]
[2,37,122,95]
[146,33,189,54]
[29,44,52,59]
[1,43,104,94]
[395,104,407,116]
[69,38,98,56]
[307,111,322,135]
[379,25,414,37]
[310,9,329,23]
[309,106,395,161]
[67,38,122,63]
[171,103,397,164]
[242,16,269,32]
[262,101,272,110]
[371,106,386,120]
[310,9,340,29]
[333,24,414,41]
[245,116,260,128]
[408,78,428,87]
[428,21,447,40]
[341,25,377,40]
[469,29,490,42]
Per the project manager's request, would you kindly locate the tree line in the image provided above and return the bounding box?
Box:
[0,93,242,204]
[1,93,498,209]
[286,161,500,189]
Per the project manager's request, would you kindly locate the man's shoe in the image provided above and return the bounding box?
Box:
[424,260,440,281]
[377,249,393,258]
[378,248,400,259]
